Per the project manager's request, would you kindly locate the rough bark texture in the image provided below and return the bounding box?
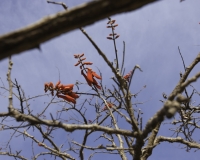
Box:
[0,0,159,60]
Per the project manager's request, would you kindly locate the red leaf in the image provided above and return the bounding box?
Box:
[92,71,102,79]
[111,20,116,24]
[80,57,86,61]
[74,54,79,58]
[63,87,72,91]
[68,92,79,99]
[57,94,76,104]
[124,70,133,81]
[63,84,74,90]
[107,37,113,40]
[87,68,94,84]
[49,82,54,89]
[115,35,120,39]
[79,53,84,57]
[74,61,81,66]
[57,84,64,90]
[81,70,92,86]
[55,81,61,89]
[109,33,117,36]
[95,84,101,90]
[44,83,49,92]
[92,78,101,90]
[65,95,76,104]
[92,77,98,85]
[83,62,93,65]
[102,102,113,111]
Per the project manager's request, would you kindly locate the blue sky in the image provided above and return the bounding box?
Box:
[0,0,200,159]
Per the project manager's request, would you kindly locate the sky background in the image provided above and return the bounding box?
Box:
[0,0,200,159]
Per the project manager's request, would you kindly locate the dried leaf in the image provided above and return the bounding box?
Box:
[107,21,111,24]
[58,84,64,90]
[87,69,94,84]
[107,37,113,40]
[63,84,74,90]
[74,61,81,66]
[83,62,93,65]
[68,92,79,99]
[79,53,84,57]
[80,57,86,61]
[74,54,79,58]
[111,20,116,24]
[95,84,101,90]
[57,94,76,104]
[81,70,92,86]
[63,87,72,91]
[65,95,76,104]
[109,33,116,36]
[55,81,61,89]
[44,83,49,92]
[92,78,101,90]
[92,71,102,79]
[115,35,120,39]
[49,82,54,89]
[102,102,113,111]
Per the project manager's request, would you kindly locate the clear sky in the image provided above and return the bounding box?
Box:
[0,0,200,159]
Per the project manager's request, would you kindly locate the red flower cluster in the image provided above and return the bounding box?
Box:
[44,81,79,104]
[106,18,120,40]
[74,53,102,89]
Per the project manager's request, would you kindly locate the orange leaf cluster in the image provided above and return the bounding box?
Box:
[102,102,113,111]
[74,53,102,89]
[44,81,79,104]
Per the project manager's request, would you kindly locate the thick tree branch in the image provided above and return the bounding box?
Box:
[0,0,159,60]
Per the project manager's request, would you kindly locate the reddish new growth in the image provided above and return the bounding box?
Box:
[44,81,79,104]
[102,102,114,111]
[106,19,120,40]
[123,70,133,81]
[74,53,102,89]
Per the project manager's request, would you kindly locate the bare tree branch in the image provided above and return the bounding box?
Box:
[0,152,28,160]
[155,136,200,149]
[0,0,159,60]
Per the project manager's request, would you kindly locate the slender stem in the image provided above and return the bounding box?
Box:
[121,41,126,75]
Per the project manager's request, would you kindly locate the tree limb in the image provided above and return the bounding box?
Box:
[8,109,137,137]
[0,0,160,60]
[155,136,200,149]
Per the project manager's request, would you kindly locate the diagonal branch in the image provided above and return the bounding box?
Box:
[0,0,160,60]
